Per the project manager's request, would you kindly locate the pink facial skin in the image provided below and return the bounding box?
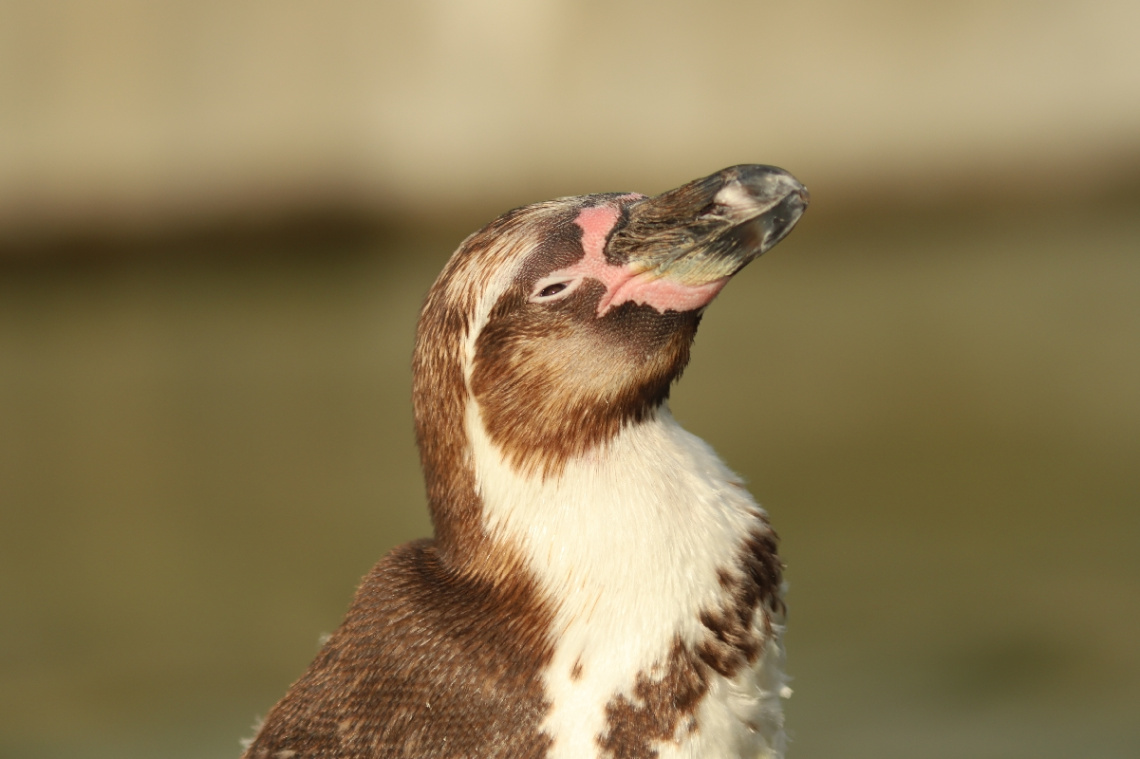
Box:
[542,202,729,317]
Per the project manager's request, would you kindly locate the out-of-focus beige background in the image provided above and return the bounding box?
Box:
[1,2,1138,758]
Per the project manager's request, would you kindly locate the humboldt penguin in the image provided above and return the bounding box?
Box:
[242,164,809,759]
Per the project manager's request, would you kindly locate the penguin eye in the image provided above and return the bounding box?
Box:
[529,278,578,302]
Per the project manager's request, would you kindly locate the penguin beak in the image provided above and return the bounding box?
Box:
[609,165,809,286]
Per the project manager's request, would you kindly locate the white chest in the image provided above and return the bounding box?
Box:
[468,407,788,759]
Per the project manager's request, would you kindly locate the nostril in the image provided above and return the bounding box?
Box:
[699,203,732,218]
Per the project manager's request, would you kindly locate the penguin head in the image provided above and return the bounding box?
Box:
[413,166,807,552]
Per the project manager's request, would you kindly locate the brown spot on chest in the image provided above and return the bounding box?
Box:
[597,523,784,758]
[696,527,784,678]
[597,640,708,759]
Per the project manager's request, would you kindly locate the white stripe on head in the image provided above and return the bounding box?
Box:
[460,240,529,388]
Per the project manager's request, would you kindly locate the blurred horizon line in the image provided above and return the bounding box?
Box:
[4,156,1139,262]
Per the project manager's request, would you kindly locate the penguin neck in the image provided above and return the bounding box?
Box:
[464,400,764,615]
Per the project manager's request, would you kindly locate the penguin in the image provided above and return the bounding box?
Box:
[242,164,809,759]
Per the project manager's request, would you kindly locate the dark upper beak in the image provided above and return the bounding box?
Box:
[608,165,809,285]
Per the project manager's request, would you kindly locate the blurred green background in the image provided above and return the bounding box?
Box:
[1,2,1138,758]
